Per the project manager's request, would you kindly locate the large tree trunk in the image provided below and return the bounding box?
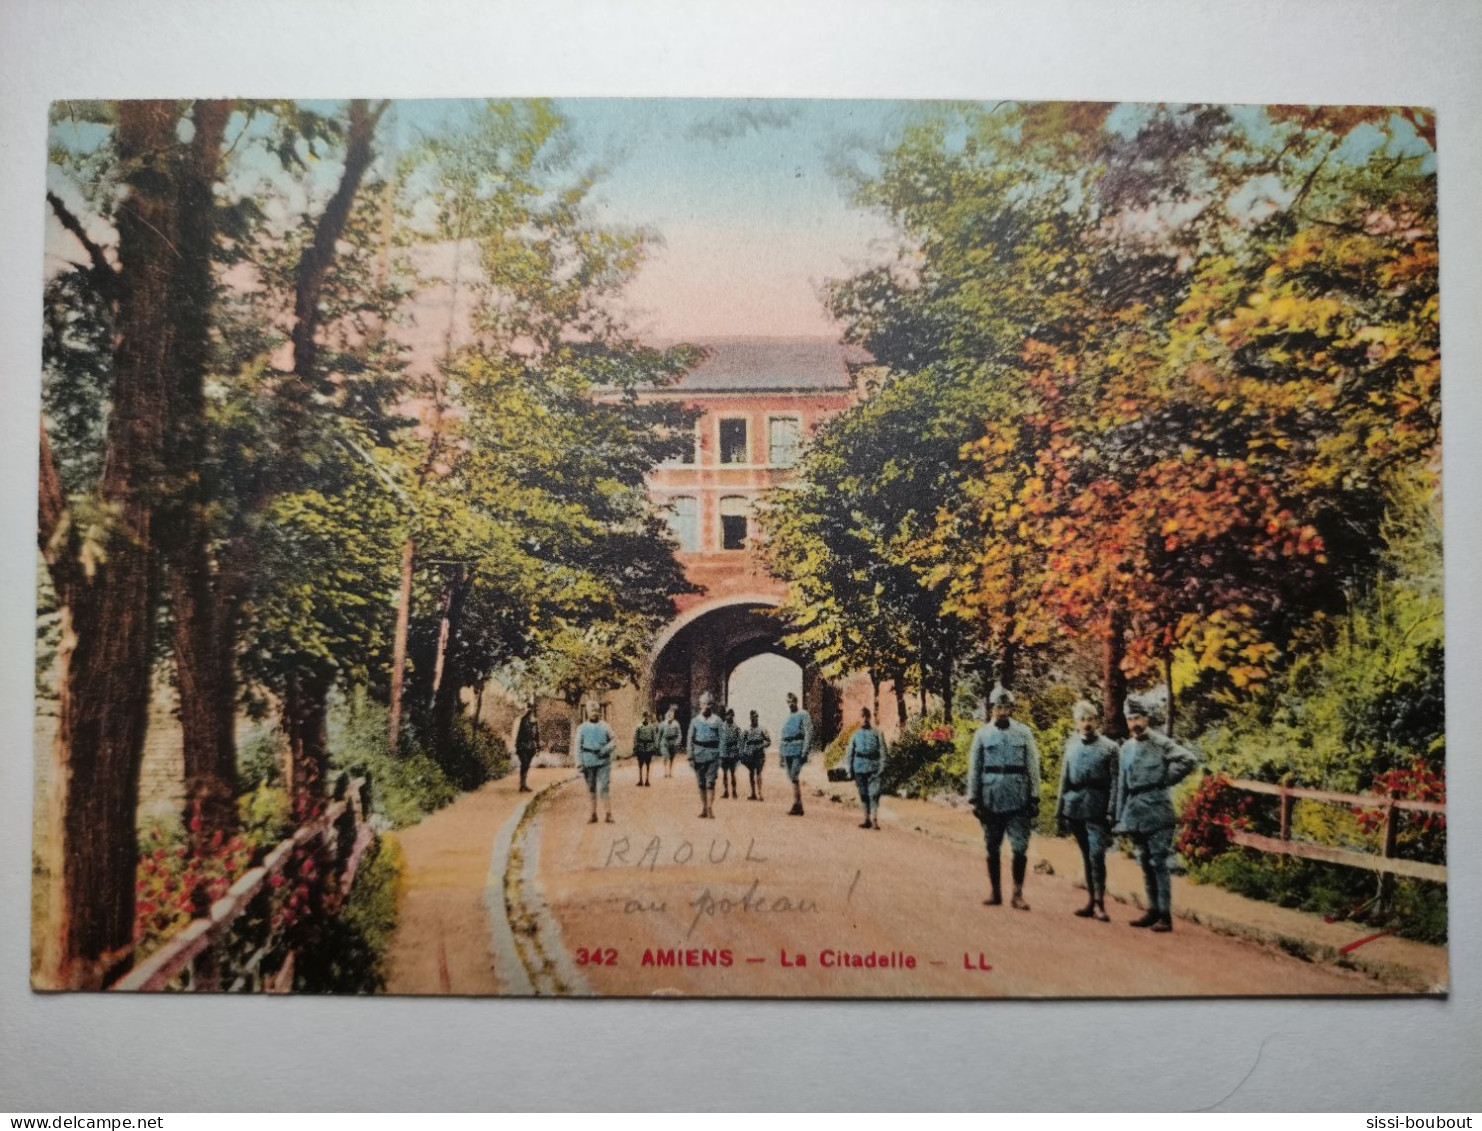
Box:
[37,102,184,990]
[284,671,333,820]
[430,566,472,756]
[1101,608,1128,740]
[1163,649,1177,739]
[160,100,237,855]
[893,675,908,728]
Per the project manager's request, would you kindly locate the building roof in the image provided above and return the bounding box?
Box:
[662,336,870,392]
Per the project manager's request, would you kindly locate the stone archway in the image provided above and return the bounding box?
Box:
[643,596,839,746]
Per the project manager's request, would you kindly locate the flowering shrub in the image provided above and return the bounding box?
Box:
[133,825,254,954]
[1353,759,1446,835]
[879,715,973,799]
[1175,773,1253,863]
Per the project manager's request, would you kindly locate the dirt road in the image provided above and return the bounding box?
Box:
[528,758,1388,997]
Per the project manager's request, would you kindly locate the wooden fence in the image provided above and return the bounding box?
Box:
[111,773,376,992]
[1222,776,1446,887]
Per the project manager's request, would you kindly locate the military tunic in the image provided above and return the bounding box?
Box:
[779,709,813,783]
[687,712,724,790]
[576,719,616,799]
[633,722,660,765]
[515,714,540,767]
[847,725,887,808]
[1112,729,1200,915]
[967,719,1042,857]
[658,718,682,760]
[720,720,743,767]
[1056,732,1120,900]
[741,726,770,771]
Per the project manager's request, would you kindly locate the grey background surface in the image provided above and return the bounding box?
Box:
[2,0,1479,1112]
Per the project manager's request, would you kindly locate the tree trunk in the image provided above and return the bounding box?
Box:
[1163,649,1176,739]
[430,566,471,755]
[940,648,955,724]
[160,100,237,856]
[37,101,183,990]
[387,535,416,752]
[893,675,908,728]
[1101,608,1128,740]
[285,671,332,820]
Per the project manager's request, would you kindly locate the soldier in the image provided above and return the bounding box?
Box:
[687,692,724,819]
[632,709,660,787]
[514,701,540,793]
[1055,699,1120,921]
[575,699,616,825]
[967,687,1042,910]
[658,704,683,779]
[779,691,814,816]
[845,706,887,830]
[1112,693,1201,932]
[742,709,770,801]
[720,707,743,800]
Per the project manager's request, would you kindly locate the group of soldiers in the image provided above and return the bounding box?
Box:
[514,682,1199,932]
[968,686,1200,932]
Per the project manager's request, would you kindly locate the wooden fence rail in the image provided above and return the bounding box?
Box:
[1221,776,1446,886]
[111,773,376,992]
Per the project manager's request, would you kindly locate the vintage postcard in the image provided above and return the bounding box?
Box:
[33,97,1444,997]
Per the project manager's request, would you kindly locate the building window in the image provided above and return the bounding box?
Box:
[666,496,699,552]
[719,495,750,550]
[718,417,749,464]
[768,416,802,468]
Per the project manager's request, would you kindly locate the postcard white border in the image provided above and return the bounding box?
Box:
[2,0,1479,1112]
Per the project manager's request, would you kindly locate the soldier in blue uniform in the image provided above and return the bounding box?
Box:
[632,710,659,787]
[967,687,1042,910]
[720,707,743,800]
[1055,699,1119,921]
[845,706,887,830]
[687,692,724,819]
[658,704,683,779]
[1112,693,1201,932]
[779,692,814,816]
[741,710,770,801]
[575,699,616,825]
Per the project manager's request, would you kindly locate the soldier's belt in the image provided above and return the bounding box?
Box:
[692,739,720,748]
[1068,777,1111,791]
[984,765,1028,775]
[1126,781,1166,796]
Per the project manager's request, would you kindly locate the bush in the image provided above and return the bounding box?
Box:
[880,716,974,799]
[435,716,510,791]
[237,782,294,848]
[327,701,458,828]
[293,834,403,994]
[237,728,284,791]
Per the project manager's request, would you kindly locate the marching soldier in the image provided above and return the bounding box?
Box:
[846,706,887,830]
[720,707,744,800]
[1112,693,1200,932]
[687,692,724,819]
[658,704,683,779]
[632,709,659,788]
[514,701,539,793]
[1055,699,1119,921]
[575,699,616,825]
[742,710,770,801]
[967,687,1042,910]
[779,691,814,816]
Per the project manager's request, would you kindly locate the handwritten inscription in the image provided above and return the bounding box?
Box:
[605,836,766,870]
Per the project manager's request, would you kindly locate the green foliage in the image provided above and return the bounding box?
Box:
[294,834,403,994]
[237,783,293,849]
[879,716,975,800]
[328,702,457,828]
[236,728,284,791]
[434,716,510,792]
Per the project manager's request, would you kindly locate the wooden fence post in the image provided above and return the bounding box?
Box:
[1378,788,1401,913]
[1278,775,1294,842]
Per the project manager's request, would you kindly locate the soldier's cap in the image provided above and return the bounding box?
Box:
[988,686,1016,707]
[1123,694,1158,720]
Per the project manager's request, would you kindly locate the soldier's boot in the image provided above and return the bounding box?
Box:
[1129,909,1162,928]
[984,856,1003,906]
[1150,911,1173,933]
[1010,855,1030,911]
[1093,891,1110,922]
[1074,894,1097,918]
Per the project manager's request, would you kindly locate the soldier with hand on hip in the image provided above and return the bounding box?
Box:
[575,699,616,825]
[779,691,814,816]
[658,704,682,779]
[741,710,770,801]
[1112,693,1201,932]
[846,706,887,829]
[967,687,1042,910]
[1055,699,1119,922]
[687,692,724,819]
